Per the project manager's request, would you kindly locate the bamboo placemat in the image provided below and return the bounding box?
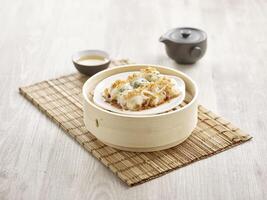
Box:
[19,59,252,186]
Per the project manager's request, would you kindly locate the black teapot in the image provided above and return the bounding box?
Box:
[160,27,207,64]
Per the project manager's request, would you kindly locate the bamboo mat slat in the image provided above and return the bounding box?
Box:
[19,59,252,186]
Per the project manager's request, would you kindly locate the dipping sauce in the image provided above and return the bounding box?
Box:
[77,55,108,66]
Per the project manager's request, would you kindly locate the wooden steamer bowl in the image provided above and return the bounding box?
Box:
[82,64,198,152]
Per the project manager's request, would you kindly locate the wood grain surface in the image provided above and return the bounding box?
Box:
[0,0,266,199]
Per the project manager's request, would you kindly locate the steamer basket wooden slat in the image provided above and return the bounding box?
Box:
[19,59,252,186]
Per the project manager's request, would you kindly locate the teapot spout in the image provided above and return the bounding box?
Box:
[159,36,169,43]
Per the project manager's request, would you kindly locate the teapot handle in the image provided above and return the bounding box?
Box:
[190,46,202,58]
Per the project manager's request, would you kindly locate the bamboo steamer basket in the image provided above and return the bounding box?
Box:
[82,64,198,152]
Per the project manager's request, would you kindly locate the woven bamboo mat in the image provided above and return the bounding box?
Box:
[19,59,252,186]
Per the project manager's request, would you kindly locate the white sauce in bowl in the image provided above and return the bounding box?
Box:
[77,55,108,66]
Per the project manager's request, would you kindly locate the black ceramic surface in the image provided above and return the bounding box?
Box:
[160,27,207,64]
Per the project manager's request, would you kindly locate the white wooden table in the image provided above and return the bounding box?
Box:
[0,0,266,199]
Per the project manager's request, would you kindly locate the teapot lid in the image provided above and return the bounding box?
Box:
[163,27,207,44]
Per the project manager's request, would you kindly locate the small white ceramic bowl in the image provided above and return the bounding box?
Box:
[82,64,198,152]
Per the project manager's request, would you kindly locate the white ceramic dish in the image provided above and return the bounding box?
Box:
[93,71,186,115]
[82,64,198,152]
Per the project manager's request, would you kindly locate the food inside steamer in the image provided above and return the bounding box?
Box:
[102,67,181,111]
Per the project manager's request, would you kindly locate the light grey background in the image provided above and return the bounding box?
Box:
[0,0,266,199]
